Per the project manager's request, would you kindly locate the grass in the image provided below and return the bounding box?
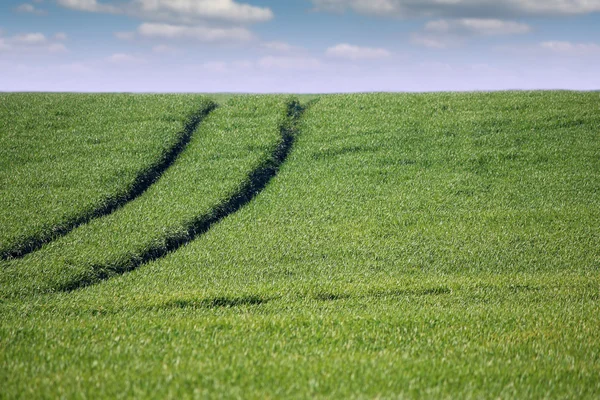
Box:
[1,92,599,399]
[0,95,295,298]
[0,93,214,259]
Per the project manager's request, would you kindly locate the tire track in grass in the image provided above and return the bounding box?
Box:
[1,101,217,261]
[60,99,309,293]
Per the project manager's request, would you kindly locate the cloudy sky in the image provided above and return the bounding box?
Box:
[1,0,599,92]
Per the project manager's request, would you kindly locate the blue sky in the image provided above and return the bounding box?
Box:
[1,0,599,92]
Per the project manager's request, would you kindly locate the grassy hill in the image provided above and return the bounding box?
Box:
[1,92,599,399]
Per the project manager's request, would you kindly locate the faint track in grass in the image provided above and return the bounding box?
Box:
[1,101,217,261]
[59,99,313,293]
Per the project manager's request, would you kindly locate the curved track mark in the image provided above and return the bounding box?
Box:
[1,101,217,261]
[60,99,310,293]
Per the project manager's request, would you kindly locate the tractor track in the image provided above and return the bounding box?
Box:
[1,101,217,261]
[59,99,312,293]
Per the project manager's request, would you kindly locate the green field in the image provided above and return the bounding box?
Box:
[0,94,214,259]
[1,92,599,398]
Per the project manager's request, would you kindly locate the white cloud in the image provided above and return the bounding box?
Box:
[15,3,47,15]
[262,41,294,53]
[311,0,600,18]
[325,43,391,60]
[425,19,530,35]
[137,23,254,42]
[54,32,68,40]
[16,4,34,12]
[412,18,530,48]
[410,34,461,49]
[12,33,47,45]
[133,0,273,24]
[0,32,68,53]
[57,0,118,13]
[541,41,600,55]
[57,0,273,24]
